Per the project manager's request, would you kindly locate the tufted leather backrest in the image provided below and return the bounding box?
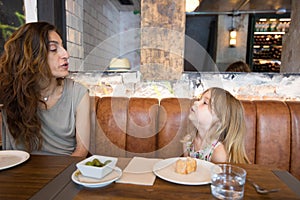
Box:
[241,101,256,164]
[254,101,291,170]
[126,97,159,157]
[93,96,160,158]
[92,96,128,157]
[93,97,300,179]
[286,101,300,180]
[157,98,193,158]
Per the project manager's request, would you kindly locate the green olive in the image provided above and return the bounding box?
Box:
[92,158,103,167]
[85,161,93,166]
[85,158,112,167]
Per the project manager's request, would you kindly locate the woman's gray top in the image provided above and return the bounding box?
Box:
[1,78,88,155]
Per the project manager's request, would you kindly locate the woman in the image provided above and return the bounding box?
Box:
[0,22,90,157]
[183,87,249,164]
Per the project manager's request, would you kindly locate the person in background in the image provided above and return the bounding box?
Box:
[225,61,251,72]
[182,87,249,164]
[0,22,90,157]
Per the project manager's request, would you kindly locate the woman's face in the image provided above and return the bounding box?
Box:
[189,90,214,131]
[47,31,69,78]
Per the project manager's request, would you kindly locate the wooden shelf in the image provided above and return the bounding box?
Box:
[254,31,285,35]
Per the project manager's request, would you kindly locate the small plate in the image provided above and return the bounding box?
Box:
[153,157,220,185]
[71,167,122,188]
[0,150,30,170]
[76,155,118,179]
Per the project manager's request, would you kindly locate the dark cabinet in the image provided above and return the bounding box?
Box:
[247,13,290,73]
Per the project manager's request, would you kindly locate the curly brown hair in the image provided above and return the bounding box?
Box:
[0,22,61,152]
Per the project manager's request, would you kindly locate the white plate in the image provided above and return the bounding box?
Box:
[71,167,122,188]
[0,150,30,170]
[153,157,220,185]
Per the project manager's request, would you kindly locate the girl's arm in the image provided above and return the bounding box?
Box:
[211,143,227,163]
[71,92,90,157]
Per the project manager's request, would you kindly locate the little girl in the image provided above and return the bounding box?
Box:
[182,87,249,164]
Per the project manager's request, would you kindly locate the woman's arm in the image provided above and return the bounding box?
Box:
[71,92,90,157]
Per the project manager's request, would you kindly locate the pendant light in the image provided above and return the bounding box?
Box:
[229,14,237,47]
[229,28,237,47]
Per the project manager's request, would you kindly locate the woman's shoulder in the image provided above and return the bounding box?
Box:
[64,78,89,107]
[65,78,88,91]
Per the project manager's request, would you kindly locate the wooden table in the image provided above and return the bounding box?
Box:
[0,155,82,200]
[0,155,299,200]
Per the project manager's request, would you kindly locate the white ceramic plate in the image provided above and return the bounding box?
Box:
[153,157,220,185]
[71,167,122,188]
[0,150,30,170]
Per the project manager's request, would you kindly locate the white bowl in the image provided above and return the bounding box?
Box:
[76,155,118,179]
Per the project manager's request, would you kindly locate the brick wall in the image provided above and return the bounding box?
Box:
[66,0,120,71]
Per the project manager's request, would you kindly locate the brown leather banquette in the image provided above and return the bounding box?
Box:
[91,96,300,180]
[0,97,299,180]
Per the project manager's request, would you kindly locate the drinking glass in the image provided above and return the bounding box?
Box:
[211,164,247,200]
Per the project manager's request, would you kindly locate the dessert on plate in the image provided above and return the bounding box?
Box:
[175,157,197,174]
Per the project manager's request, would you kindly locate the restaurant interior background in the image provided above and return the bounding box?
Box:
[0,0,299,100]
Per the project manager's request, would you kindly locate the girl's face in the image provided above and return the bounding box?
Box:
[47,31,69,78]
[189,90,214,132]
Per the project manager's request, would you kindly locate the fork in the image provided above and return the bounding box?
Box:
[248,179,280,194]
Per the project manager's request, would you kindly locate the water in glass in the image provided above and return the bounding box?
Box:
[211,164,246,200]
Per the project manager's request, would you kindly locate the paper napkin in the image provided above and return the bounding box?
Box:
[116,157,162,186]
